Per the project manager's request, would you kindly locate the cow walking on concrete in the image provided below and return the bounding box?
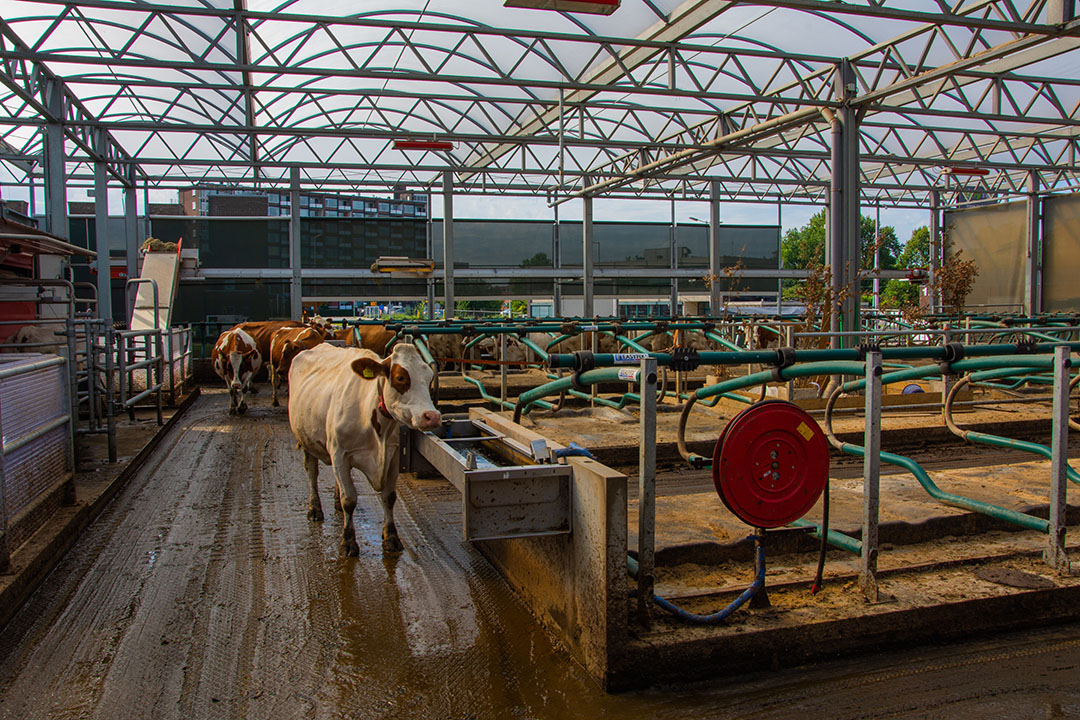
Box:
[211,327,261,414]
[288,343,441,555]
[268,326,324,407]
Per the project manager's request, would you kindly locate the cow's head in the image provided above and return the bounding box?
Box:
[215,331,259,392]
[350,344,441,431]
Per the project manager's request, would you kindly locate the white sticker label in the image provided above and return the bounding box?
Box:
[582,324,599,331]
[617,368,638,381]
[612,353,648,364]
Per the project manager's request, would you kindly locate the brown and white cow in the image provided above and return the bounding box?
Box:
[268,325,325,407]
[230,320,304,382]
[288,342,441,556]
[211,327,262,414]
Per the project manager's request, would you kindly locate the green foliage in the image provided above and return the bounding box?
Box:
[881,279,919,309]
[509,299,528,316]
[897,226,930,268]
[521,252,551,267]
[781,211,827,269]
[781,209,899,270]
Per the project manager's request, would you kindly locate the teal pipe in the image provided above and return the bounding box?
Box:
[463,374,555,412]
[944,368,1080,486]
[831,441,1050,533]
[789,518,863,554]
[514,366,644,421]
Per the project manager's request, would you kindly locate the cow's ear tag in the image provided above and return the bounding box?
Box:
[362,367,375,378]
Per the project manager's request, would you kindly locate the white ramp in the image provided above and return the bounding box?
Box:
[130,241,181,331]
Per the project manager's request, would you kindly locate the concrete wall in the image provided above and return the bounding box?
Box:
[467,409,630,688]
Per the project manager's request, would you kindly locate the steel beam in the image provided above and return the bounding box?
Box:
[708,180,722,315]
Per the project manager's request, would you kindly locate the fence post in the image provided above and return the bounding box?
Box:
[637,355,658,627]
[1046,345,1071,573]
[861,350,882,602]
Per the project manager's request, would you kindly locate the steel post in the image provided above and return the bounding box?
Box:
[1026,171,1042,315]
[289,167,302,320]
[499,333,508,405]
[583,193,594,318]
[443,170,455,320]
[861,350,882,601]
[638,355,658,627]
[105,326,117,462]
[94,152,112,323]
[1046,345,1071,573]
[708,180,721,315]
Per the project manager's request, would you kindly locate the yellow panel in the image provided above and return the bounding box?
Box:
[1043,194,1080,313]
[943,202,1026,311]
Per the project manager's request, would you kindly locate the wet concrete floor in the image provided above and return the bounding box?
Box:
[1,389,1079,719]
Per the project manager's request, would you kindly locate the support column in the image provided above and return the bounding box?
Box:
[861,350,882,601]
[94,147,112,322]
[929,190,940,314]
[1025,171,1041,315]
[43,79,67,239]
[669,199,678,317]
[443,171,455,320]
[708,180,721,315]
[829,60,860,344]
[426,195,435,319]
[124,167,139,283]
[289,167,302,320]
[1046,345,1071,573]
[583,193,594,318]
[553,203,562,317]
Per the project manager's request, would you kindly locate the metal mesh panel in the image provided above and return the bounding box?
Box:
[1042,194,1080,313]
[0,355,71,520]
[944,202,1027,311]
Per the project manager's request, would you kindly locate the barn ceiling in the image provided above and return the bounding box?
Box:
[0,0,1078,207]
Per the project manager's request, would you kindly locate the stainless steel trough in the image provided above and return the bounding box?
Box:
[405,415,572,541]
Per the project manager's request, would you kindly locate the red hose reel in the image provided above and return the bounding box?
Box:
[712,401,830,528]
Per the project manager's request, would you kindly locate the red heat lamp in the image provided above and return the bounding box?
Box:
[393,139,455,151]
[504,0,620,15]
[941,167,990,176]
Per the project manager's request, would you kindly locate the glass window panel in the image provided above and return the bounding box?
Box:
[301,218,427,269]
[1042,194,1080,312]
[150,218,289,269]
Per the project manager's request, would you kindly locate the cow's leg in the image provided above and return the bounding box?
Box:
[304,451,323,522]
[227,384,238,414]
[270,364,280,407]
[332,454,360,557]
[379,469,402,553]
[237,389,248,414]
[333,484,342,514]
[370,436,403,552]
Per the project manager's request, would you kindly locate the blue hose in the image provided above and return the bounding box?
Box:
[627,541,766,624]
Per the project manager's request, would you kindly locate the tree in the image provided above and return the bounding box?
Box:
[781,209,899,270]
[781,210,827,269]
[521,252,550,267]
[860,216,900,270]
[897,226,930,268]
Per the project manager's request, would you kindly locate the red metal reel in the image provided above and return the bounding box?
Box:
[712,400,829,528]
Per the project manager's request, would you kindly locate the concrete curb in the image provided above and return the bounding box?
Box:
[0,388,201,630]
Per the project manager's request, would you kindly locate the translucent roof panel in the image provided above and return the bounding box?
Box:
[0,0,1076,207]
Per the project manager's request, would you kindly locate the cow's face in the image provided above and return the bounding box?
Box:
[226,349,257,391]
[351,344,441,431]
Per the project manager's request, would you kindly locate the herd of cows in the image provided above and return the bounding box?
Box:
[210,317,442,556]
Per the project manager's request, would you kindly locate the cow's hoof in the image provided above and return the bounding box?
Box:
[238,404,248,415]
[342,538,360,557]
[382,535,403,553]
[272,399,279,407]
[228,407,237,415]
[307,507,324,522]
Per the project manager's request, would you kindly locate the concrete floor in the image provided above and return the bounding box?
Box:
[0,386,1079,717]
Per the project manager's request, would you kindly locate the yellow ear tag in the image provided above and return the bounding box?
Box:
[362,367,375,378]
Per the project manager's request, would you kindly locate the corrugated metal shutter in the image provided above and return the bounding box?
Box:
[0,354,72,520]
